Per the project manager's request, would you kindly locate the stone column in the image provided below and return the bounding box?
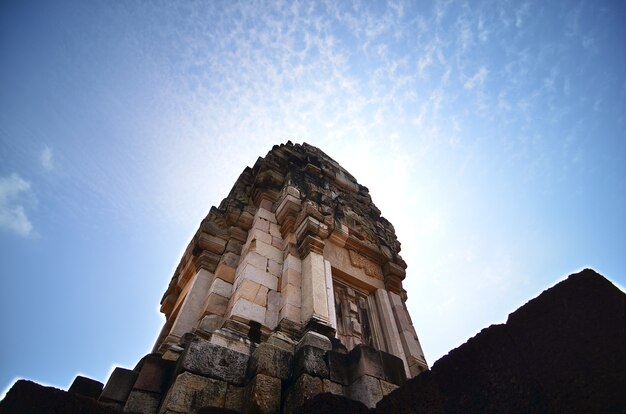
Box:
[389,291,428,377]
[324,259,337,333]
[168,268,213,342]
[296,216,333,336]
[374,289,409,377]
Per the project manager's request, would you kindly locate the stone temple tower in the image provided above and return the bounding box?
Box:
[97,142,427,413]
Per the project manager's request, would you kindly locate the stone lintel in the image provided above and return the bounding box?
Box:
[328,224,349,247]
[344,236,383,264]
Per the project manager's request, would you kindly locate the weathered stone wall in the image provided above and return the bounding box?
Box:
[153,142,426,378]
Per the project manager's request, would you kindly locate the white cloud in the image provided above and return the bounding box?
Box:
[40,146,54,171]
[463,66,488,90]
[0,173,35,237]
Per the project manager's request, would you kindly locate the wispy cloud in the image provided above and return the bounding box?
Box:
[464,66,488,90]
[0,173,36,237]
[40,146,54,171]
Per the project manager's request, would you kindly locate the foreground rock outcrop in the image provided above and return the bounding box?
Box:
[376,268,626,413]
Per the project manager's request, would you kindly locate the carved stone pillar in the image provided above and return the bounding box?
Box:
[296,215,334,336]
[167,268,213,343]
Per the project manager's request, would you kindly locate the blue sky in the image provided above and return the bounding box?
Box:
[1,0,625,396]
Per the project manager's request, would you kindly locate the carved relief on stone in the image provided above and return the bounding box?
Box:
[332,280,380,351]
[348,250,383,280]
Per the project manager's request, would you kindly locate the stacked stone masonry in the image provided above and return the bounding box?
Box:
[89,142,429,413]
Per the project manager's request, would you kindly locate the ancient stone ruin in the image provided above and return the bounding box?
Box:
[81,142,428,413]
[1,143,624,413]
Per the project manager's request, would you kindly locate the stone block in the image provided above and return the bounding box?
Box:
[198,233,227,255]
[68,375,103,399]
[259,197,273,211]
[280,304,301,324]
[245,374,281,414]
[246,228,272,245]
[348,345,384,383]
[284,374,323,414]
[380,350,407,386]
[281,268,301,290]
[399,329,422,357]
[226,239,243,255]
[283,255,302,272]
[247,342,293,380]
[215,263,236,284]
[296,331,332,352]
[346,374,382,408]
[293,345,329,379]
[133,355,176,394]
[239,211,254,230]
[199,314,225,333]
[322,379,344,396]
[179,338,249,386]
[100,367,138,405]
[209,330,253,356]
[158,372,226,413]
[271,236,283,249]
[234,279,263,302]
[267,259,281,277]
[225,385,244,413]
[204,292,229,316]
[252,217,270,232]
[249,239,283,263]
[209,278,233,299]
[281,283,301,307]
[215,253,239,283]
[380,379,399,396]
[327,351,349,385]
[266,331,296,353]
[230,298,267,327]
[162,345,183,362]
[236,264,278,291]
[229,226,248,242]
[393,305,412,332]
[241,251,268,271]
[269,222,281,237]
[255,207,277,223]
[253,285,269,307]
[265,290,281,330]
[124,390,160,414]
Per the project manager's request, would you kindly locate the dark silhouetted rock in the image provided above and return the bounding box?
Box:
[68,375,104,399]
[0,380,124,414]
[297,392,371,414]
[376,269,626,413]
